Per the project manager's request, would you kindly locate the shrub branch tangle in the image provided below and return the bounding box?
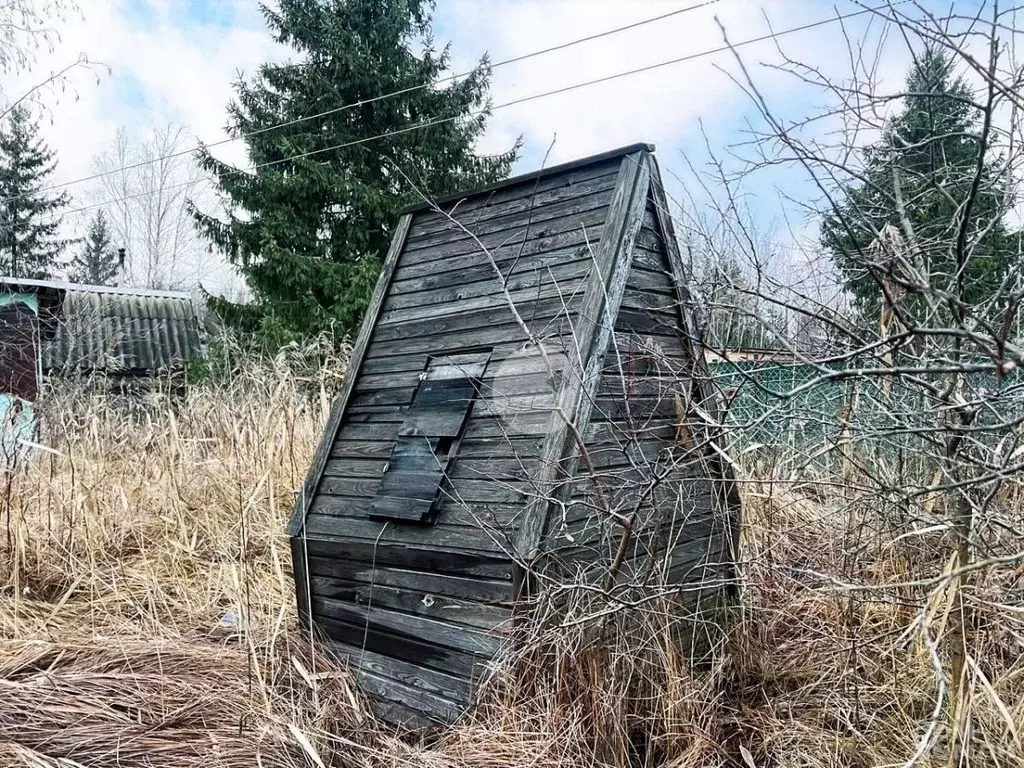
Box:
[683,4,1024,765]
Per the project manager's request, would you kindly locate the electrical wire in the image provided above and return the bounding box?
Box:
[1,0,725,206]
[50,1,896,222]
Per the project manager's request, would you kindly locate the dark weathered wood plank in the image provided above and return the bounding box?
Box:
[314,477,380,497]
[360,318,576,361]
[319,454,537,492]
[338,409,557,441]
[308,494,526,530]
[320,468,527,499]
[370,296,577,344]
[616,307,681,336]
[407,157,623,221]
[580,440,674,471]
[301,537,514,579]
[398,206,612,270]
[590,393,680,424]
[302,513,518,555]
[358,338,572,377]
[322,457,387,478]
[620,286,678,311]
[635,224,666,252]
[339,406,554,440]
[609,331,691,359]
[391,214,656,283]
[307,564,513,603]
[315,598,505,656]
[358,671,463,725]
[323,637,472,711]
[585,420,679,445]
[342,405,406,421]
[404,188,615,256]
[289,213,413,537]
[392,244,594,295]
[409,167,620,238]
[313,585,510,630]
[592,374,687,401]
[369,493,436,523]
[361,693,443,730]
[643,154,741,588]
[383,258,593,312]
[330,421,547,455]
[347,386,416,409]
[291,536,313,626]
[354,368,558,400]
[627,265,677,294]
[314,612,483,679]
[631,245,667,272]
[327,440,394,460]
[378,280,589,327]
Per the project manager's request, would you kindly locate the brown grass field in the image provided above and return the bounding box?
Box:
[1,350,1021,767]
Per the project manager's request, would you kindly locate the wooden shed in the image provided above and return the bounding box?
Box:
[288,143,740,726]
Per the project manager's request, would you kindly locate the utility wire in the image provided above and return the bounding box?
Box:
[3,0,724,206]
[51,2,896,223]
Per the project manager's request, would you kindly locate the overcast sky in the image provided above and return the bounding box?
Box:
[4,0,985,295]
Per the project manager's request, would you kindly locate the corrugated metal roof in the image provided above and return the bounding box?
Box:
[36,284,203,374]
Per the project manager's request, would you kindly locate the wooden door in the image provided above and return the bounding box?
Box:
[0,299,40,400]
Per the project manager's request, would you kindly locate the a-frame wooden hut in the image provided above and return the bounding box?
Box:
[288,143,739,726]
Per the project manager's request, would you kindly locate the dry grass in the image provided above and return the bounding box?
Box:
[1,347,1022,767]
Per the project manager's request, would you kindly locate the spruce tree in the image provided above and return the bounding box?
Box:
[0,104,71,279]
[68,208,120,285]
[821,49,1018,316]
[191,0,518,344]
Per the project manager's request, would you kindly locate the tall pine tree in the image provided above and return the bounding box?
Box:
[821,49,1018,315]
[0,105,71,279]
[191,0,519,344]
[68,209,120,285]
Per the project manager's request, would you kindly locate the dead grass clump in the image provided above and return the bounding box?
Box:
[0,639,334,768]
[727,478,1024,768]
[0,342,393,767]
[1,339,1022,766]
[438,588,730,768]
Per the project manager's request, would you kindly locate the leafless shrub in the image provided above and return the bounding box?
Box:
[671,3,1024,765]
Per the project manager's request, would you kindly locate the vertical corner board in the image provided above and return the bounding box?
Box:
[512,149,655,564]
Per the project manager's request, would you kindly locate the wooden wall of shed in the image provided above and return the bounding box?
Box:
[297,155,630,723]
[541,194,734,616]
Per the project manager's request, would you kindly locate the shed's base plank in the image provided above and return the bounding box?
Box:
[314,611,485,680]
[323,638,474,704]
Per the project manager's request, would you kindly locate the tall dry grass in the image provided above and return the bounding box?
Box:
[0,343,382,768]
[0,344,1021,767]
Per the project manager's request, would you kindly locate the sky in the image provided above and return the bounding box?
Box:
[1,0,999,296]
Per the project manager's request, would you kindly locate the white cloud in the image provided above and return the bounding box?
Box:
[3,0,1006,298]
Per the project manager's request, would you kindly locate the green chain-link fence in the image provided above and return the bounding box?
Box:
[708,359,1024,475]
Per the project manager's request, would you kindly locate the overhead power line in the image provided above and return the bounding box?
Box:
[4,0,724,206]
[53,1,897,223]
